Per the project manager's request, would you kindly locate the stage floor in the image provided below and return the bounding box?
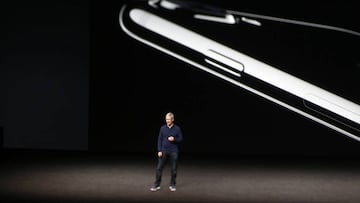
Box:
[0,150,359,203]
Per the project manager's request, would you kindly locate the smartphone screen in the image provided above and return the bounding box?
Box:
[120,1,360,140]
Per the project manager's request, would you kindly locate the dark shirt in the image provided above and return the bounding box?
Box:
[157,124,183,153]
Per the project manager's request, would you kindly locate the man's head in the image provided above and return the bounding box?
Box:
[165,112,174,127]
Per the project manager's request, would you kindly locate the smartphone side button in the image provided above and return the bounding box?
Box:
[205,49,244,72]
[194,14,236,24]
[204,59,242,77]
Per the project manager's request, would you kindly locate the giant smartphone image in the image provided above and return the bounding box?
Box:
[119,0,360,142]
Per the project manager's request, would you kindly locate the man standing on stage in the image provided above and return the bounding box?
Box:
[150,112,183,192]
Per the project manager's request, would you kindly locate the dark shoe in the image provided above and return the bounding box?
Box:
[169,185,176,192]
[150,185,160,192]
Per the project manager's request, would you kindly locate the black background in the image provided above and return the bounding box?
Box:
[2,0,360,157]
[2,0,89,150]
[90,0,360,157]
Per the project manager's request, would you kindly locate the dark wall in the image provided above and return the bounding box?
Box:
[2,1,89,150]
[89,0,360,157]
[5,0,356,155]
[0,127,3,149]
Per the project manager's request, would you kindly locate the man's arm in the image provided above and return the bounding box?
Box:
[168,126,183,143]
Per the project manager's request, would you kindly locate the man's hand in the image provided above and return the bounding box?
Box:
[158,152,163,158]
[168,136,174,142]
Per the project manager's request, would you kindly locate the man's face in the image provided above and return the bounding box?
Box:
[166,115,174,127]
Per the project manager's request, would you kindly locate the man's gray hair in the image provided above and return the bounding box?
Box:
[166,112,174,119]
